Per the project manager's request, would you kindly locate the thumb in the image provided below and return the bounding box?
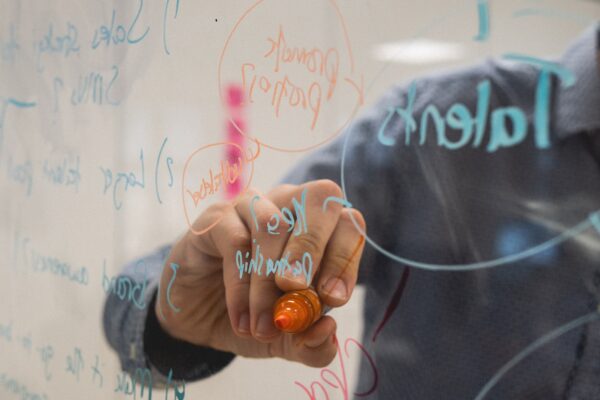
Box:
[285,316,338,368]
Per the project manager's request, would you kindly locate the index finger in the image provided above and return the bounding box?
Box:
[270,179,345,291]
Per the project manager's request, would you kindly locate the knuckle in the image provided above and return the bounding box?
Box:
[271,183,296,194]
[254,209,276,231]
[311,179,343,199]
[289,230,323,259]
[326,252,356,276]
[303,345,337,368]
[244,187,262,198]
[236,188,262,207]
[193,202,228,228]
[228,230,251,249]
[341,208,366,231]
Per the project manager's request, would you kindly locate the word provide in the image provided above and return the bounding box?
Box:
[249,187,308,235]
[377,56,574,152]
[236,242,313,285]
[0,372,47,400]
[241,25,339,130]
[102,260,148,310]
[295,337,378,400]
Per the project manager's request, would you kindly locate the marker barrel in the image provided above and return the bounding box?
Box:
[273,288,322,333]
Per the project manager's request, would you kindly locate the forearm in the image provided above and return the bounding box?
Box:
[102,246,235,385]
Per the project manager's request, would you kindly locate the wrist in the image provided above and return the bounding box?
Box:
[145,292,236,380]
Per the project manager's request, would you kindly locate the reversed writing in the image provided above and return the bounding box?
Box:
[34,22,80,72]
[236,241,313,285]
[6,156,32,196]
[14,232,90,286]
[101,137,174,210]
[377,56,574,152]
[37,345,54,381]
[474,0,490,41]
[70,65,120,106]
[0,372,47,400]
[0,23,19,64]
[91,0,149,49]
[295,337,378,400]
[65,347,85,382]
[42,154,81,192]
[115,367,185,400]
[102,260,148,310]
[249,187,308,235]
[0,321,12,343]
[186,155,249,207]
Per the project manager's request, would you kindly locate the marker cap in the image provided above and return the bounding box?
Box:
[272,288,322,333]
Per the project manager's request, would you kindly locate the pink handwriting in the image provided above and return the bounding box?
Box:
[295,336,378,400]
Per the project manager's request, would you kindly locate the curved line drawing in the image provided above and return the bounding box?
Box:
[474,311,600,400]
[340,118,599,271]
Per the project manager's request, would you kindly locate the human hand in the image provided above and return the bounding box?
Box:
[156,179,366,367]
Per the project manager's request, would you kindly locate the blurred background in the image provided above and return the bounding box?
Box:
[0,0,598,398]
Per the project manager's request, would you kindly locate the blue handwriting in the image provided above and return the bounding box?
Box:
[37,345,54,381]
[91,355,104,388]
[249,187,308,235]
[0,98,36,160]
[236,241,313,285]
[163,0,180,55]
[0,321,12,343]
[71,65,120,106]
[34,22,80,72]
[115,367,185,400]
[91,0,149,49]
[377,55,575,151]
[6,156,33,197]
[474,0,490,41]
[102,259,148,310]
[0,372,47,400]
[15,233,91,286]
[1,23,19,64]
[66,347,85,382]
[101,137,174,210]
[42,154,81,191]
[100,149,145,210]
[155,137,174,204]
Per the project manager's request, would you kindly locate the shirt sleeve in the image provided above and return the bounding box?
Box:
[102,245,235,386]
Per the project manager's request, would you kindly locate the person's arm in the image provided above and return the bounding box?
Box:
[103,80,413,383]
[102,245,235,385]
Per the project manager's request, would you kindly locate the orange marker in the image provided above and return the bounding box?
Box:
[273,288,322,333]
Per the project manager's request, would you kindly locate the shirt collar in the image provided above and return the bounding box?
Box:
[554,23,600,139]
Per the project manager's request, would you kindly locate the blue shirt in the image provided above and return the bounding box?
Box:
[104,24,600,399]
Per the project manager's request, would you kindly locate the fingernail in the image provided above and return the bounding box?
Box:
[238,312,250,334]
[323,278,347,301]
[283,268,308,286]
[305,333,332,348]
[256,311,278,339]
